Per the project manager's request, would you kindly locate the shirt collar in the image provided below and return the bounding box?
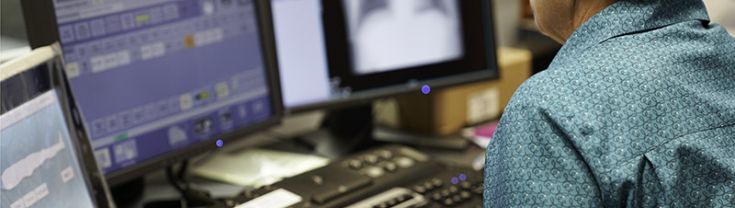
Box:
[550,0,710,67]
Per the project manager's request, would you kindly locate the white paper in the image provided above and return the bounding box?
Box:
[467,88,500,124]
[235,189,302,208]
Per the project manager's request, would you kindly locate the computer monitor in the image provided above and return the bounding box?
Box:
[273,0,497,112]
[22,0,283,184]
[1,45,114,208]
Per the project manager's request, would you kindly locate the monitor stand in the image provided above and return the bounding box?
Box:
[298,103,470,158]
[111,177,145,207]
[142,161,223,208]
[299,103,383,158]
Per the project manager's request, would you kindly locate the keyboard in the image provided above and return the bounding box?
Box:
[232,145,484,208]
[396,166,483,208]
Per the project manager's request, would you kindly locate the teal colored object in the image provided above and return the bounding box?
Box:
[484,0,735,207]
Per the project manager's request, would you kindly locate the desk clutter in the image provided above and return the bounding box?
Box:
[232,145,484,208]
[1,0,524,207]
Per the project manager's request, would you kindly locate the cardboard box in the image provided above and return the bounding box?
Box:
[395,47,532,136]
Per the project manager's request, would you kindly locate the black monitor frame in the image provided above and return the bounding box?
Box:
[287,0,499,113]
[22,0,284,185]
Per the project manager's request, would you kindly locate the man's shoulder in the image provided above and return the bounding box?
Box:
[506,20,735,124]
[515,30,735,111]
[503,25,735,164]
[506,64,622,109]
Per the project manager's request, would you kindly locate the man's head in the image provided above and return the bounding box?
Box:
[530,0,617,43]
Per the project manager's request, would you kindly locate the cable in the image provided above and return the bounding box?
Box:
[165,160,218,207]
[165,165,186,194]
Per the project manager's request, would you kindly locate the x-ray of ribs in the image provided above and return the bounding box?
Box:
[355,0,451,29]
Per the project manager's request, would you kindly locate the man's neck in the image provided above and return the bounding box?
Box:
[563,0,616,43]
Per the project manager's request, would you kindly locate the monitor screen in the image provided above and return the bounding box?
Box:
[344,0,464,75]
[272,0,331,108]
[273,0,496,110]
[48,0,277,178]
[1,90,96,208]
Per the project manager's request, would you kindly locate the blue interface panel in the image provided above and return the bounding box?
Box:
[52,0,273,174]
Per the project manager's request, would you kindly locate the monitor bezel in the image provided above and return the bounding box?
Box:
[22,0,285,185]
[285,0,499,114]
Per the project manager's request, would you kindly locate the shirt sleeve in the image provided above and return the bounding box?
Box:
[483,98,603,207]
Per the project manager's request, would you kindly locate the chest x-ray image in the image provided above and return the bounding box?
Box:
[343,0,464,74]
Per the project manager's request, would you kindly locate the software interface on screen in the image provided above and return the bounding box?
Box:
[52,0,273,174]
[344,0,463,75]
[1,90,96,208]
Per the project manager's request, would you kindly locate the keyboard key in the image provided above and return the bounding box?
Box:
[449,186,459,194]
[378,150,393,159]
[395,157,415,168]
[443,198,454,206]
[460,181,472,189]
[363,167,384,178]
[440,189,451,197]
[348,160,363,170]
[364,154,379,164]
[452,195,462,203]
[431,193,442,201]
[383,162,398,172]
[423,182,434,190]
[431,178,444,187]
[413,186,427,194]
[460,191,472,200]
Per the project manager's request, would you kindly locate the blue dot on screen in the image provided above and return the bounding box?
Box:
[421,85,431,95]
[459,173,467,181]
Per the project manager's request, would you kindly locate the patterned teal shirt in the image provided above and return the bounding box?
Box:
[484,0,735,207]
